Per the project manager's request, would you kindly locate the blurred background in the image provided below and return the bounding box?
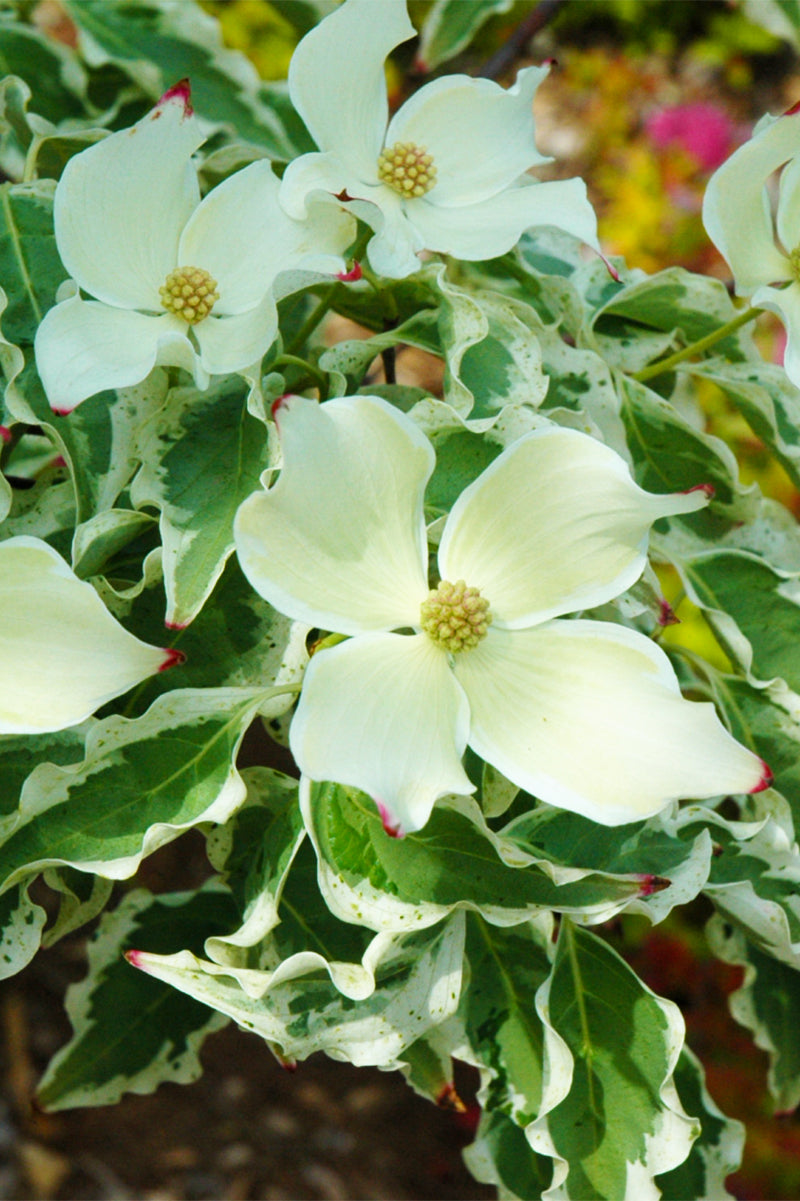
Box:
[5,1,800,1197]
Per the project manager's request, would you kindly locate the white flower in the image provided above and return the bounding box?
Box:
[34,81,356,414]
[234,395,768,834]
[703,106,800,387]
[0,536,177,733]
[279,0,599,279]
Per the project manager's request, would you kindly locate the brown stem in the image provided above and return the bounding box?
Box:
[478,0,566,80]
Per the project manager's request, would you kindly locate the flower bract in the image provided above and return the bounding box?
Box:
[234,395,767,834]
[34,81,356,413]
[279,0,599,278]
[703,106,800,386]
[0,536,177,733]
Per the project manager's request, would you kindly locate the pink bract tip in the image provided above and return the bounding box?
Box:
[751,761,774,793]
[599,251,621,282]
[785,98,800,117]
[125,949,146,968]
[657,599,680,627]
[159,647,186,672]
[278,1055,298,1072]
[165,620,188,631]
[683,483,715,499]
[158,78,193,116]
[639,874,670,896]
[270,393,294,424]
[376,802,403,839]
[52,406,72,417]
[0,426,11,444]
[337,261,362,282]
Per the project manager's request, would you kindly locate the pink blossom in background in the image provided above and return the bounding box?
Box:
[645,102,744,172]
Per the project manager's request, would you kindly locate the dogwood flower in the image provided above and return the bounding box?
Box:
[234,395,768,834]
[279,0,599,278]
[0,536,179,733]
[34,81,356,414]
[703,105,800,387]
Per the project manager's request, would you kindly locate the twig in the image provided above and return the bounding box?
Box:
[478,0,566,79]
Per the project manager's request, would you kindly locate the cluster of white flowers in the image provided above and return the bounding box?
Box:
[17,0,769,835]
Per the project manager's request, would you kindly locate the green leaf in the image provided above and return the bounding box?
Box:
[318,310,439,393]
[118,554,307,700]
[417,0,514,71]
[119,911,467,1070]
[437,271,548,419]
[0,725,86,820]
[691,358,800,490]
[64,0,312,160]
[655,1046,744,1201]
[37,883,238,1111]
[696,813,800,968]
[708,915,800,1113]
[463,1107,552,1201]
[0,879,46,980]
[506,806,714,923]
[589,268,754,374]
[268,1,338,36]
[619,375,758,538]
[0,179,66,344]
[72,509,158,580]
[41,866,114,948]
[302,781,656,934]
[0,24,88,126]
[59,370,167,521]
[682,549,800,685]
[532,923,698,1200]
[204,767,306,970]
[130,375,270,627]
[708,673,800,832]
[0,687,268,894]
[460,915,552,1126]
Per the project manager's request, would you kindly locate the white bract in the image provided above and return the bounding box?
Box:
[234,395,767,834]
[34,81,355,414]
[703,105,800,387]
[279,0,599,278]
[0,536,176,733]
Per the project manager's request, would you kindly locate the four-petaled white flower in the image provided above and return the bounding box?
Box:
[279,0,599,279]
[703,105,800,388]
[0,537,178,733]
[34,81,356,414]
[234,395,768,835]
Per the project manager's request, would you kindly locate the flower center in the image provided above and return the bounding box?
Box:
[420,579,492,653]
[377,141,437,198]
[159,265,219,325]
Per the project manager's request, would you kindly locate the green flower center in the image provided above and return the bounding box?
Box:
[377,141,437,198]
[420,579,492,653]
[159,265,219,325]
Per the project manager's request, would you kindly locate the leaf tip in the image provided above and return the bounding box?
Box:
[657,598,680,627]
[435,1083,466,1113]
[639,874,671,896]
